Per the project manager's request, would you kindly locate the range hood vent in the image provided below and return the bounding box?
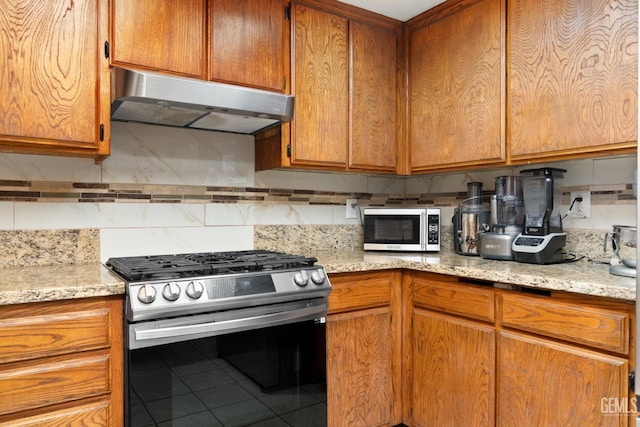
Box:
[111,68,294,135]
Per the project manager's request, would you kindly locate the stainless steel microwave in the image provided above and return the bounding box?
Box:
[363,208,440,252]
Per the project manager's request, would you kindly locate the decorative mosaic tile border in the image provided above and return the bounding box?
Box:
[0,180,634,207]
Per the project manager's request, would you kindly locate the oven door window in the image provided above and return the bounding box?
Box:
[127,320,326,427]
[364,214,421,244]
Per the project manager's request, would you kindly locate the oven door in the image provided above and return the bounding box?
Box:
[126,299,327,427]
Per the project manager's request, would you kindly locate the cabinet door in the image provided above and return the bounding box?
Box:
[0,0,110,159]
[209,0,286,92]
[498,331,628,427]
[411,308,495,427]
[508,0,637,160]
[349,20,398,172]
[291,3,349,168]
[409,0,504,172]
[111,0,206,78]
[327,307,394,426]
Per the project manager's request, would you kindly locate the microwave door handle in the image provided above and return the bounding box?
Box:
[421,211,427,250]
[134,303,327,342]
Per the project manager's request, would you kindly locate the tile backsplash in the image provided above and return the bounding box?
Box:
[0,122,635,263]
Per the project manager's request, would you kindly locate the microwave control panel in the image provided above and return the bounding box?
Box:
[427,213,440,245]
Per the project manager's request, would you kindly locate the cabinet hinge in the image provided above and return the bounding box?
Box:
[285,5,291,20]
[99,124,105,141]
[104,41,110,59]
[287,144,291,158]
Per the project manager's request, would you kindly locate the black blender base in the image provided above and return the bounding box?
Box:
[513,249,565,265]
[512,233,567,265]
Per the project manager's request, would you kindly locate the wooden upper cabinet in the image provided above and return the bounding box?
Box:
[209,0,287,92]
[255,1,402,173]
[508,0,638,161]
[408,0,505,172]
[350,21,399,172]
[111,0,207,78]
[0,0,110,160]
[291,3,349,168]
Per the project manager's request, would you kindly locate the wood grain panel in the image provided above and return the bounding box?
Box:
[0,308,111,364]
[349,20,397,172]
[112,0,206,77]
[291,3,349,168]
[209,0,285,91]
[412,309,495,426]
[508,0,638,160]
[0,400,110,427]
[0,0,107,153]
[327,307,392,426]
[0,352,111,416]
[500,292,629,354]
[409,0,504,171]
[498,331,627,427]
[328,270,393,314]
[411,273,495,322]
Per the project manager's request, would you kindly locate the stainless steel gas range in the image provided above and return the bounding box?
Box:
[106,249,331,427]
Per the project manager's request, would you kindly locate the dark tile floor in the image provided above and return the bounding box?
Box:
[129,340,327,427]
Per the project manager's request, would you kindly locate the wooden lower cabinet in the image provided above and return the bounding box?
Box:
[0,296,123,426]
[411,309,495,426]
[404,271,634,427]
[327,270,402,426]
[406,272,496,426]
[498,331,628,427]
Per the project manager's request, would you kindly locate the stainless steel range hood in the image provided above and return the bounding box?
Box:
[111,68,294,135]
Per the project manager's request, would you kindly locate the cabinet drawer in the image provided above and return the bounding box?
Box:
[500,293,629,354]
[412,274,495,323]
[0,301,112,364]
[328,271,398,314]
[0,352,111,416]
[0,399,110,427]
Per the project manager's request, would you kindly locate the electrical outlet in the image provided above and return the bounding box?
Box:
[569,191,591,219]
[346,198,358,219]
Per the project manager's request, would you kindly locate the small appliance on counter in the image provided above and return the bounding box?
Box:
[512,167,567,264]
[363,207,440,252]
[605,224,637,278]
[478,175,524,260]
[453,182,491,256]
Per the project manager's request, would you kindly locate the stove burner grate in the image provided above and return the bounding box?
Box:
[106,250,317,282]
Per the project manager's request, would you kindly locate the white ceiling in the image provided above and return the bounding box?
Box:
[336,0,446,22]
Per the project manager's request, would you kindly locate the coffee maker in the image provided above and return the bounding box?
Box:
[512,167,567,264]
[453,182,491,256]
[478,176,524,260]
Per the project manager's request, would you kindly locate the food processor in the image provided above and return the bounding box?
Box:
[605,225,637,278]
[512,168,567,264]
[478,176,524,260]
[453,182,491,256]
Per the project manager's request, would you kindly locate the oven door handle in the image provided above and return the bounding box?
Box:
[134,303,327,343]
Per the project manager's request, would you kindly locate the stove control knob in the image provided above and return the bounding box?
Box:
[137,285,157,304]
[186,280,204,299]
[162,282,181,301]
[310,270,326,285]
[294,270,309,286]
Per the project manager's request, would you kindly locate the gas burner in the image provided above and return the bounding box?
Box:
[106,250,317,282]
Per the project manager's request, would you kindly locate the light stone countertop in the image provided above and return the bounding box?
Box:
[0,250,635,306]
[312,250,637,302]
[0,264,124,306]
